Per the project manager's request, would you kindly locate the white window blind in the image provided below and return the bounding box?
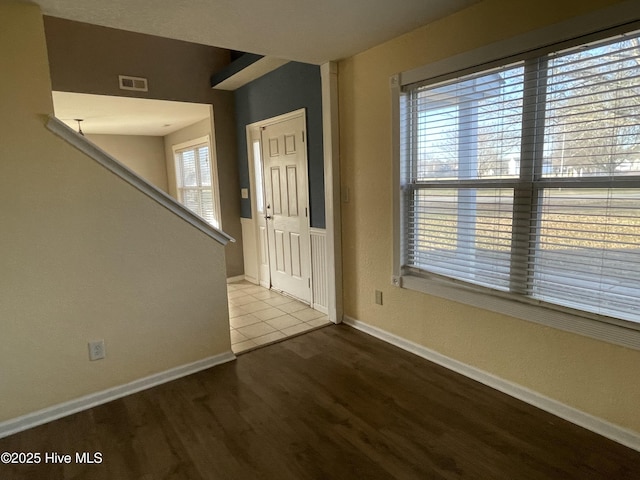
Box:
[174,141,220,229]
[400,29,640,325]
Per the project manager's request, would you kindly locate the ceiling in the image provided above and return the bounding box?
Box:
[30,0,480,65]
[52,92,211,136]
[44,0,480,136]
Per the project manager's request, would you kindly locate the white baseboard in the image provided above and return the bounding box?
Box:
[312,304,329,315]
[0,351,236,440]
[343,315,640,453]
[226,275,247,284]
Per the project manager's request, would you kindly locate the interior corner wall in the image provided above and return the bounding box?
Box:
[87,134,169,193]
[234,62,325,228]
[338,0,640,435]
[0,1,231,424]
[44,15,244,278]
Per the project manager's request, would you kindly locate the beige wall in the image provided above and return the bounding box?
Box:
[338,0,640,434]
[164,118,244,277]
[0,1,231,422]
[87,134,169,192]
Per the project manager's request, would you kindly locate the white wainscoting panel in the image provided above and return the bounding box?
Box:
[310,228,328,313]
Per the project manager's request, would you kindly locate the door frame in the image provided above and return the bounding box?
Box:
[243,62,341,323]
[246,108,311,300]
[320,62,342,324]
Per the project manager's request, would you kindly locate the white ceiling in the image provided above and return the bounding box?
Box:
[52,92,211,136]
[31,0,480,64]
[44,0,480,136]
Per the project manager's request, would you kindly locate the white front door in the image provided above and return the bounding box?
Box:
[261,114,311,303]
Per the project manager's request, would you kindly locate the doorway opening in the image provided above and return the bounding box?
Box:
[51,91,223,230]
[243,109,328,312]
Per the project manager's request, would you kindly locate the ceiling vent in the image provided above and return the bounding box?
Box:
[118,75,148,92]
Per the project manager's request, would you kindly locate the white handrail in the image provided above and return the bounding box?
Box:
[46,115,234,246]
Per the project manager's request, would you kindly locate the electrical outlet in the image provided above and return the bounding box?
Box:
[88,340,105,361]
[375,290,383,305]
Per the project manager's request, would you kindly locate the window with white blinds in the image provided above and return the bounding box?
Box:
[174,140,220,229]
[399,29,640,325]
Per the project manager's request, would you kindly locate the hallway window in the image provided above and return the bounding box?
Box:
[173,137,220,229]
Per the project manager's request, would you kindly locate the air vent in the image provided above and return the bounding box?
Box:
[118,75,148,92]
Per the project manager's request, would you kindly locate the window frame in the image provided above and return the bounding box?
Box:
[172,135,222,229]
[391,11,640,350]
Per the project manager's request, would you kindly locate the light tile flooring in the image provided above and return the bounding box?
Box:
[228,281,332,354]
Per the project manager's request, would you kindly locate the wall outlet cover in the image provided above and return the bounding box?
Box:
[88,340,105,361]
[375,290,383,305]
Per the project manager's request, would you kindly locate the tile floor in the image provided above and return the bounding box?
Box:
[227,280,332,354]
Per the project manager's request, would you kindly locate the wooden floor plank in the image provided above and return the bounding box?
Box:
[1,325,639,479]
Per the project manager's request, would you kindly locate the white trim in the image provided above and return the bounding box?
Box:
[226,274,248,284]
[246,108,307,131]
[343,316,640,452]
[47,116,233,246]
[214,57,290,91]
[390,73,402,286]
[310,227,328,314]
[321,62,343,324]
[0,351,235,439]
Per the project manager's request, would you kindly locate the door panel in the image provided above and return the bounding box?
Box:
[285,134,296,154]
[290,232,302,278]
[275,229,286,273]
[262,115,311,302]
[269,137,279,156]
[270,167,282,215]
[286,166,299,217]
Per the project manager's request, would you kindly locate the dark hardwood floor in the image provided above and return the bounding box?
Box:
[1,324,639,479]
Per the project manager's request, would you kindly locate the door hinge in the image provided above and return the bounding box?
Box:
[305,207,308,218]
[308,278,311,288]
[302,130,305,142]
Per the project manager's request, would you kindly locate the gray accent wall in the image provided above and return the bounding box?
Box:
[234,62,325,228]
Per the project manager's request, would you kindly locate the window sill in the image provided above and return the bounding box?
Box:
[399,273,640,351]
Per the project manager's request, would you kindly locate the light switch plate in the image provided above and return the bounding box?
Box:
[375,290,383,305]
